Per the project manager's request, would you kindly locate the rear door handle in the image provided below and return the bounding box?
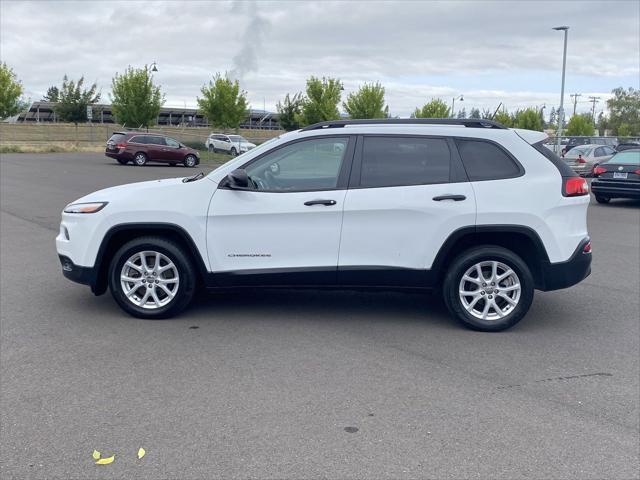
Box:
[304,199,337,206]
[433,194,466,202]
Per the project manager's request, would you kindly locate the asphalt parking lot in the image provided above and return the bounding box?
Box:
[1,152,639,479]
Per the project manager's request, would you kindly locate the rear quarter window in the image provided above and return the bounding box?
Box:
[108,133,127,143]
[455,139,522,181]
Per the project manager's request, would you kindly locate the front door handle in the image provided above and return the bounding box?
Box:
[433,194,466,202]
[304,199,337,206]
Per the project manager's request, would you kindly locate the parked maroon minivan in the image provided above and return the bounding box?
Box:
[105,132,200,167]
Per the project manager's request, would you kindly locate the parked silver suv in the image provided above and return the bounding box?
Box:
[205,133,256,156]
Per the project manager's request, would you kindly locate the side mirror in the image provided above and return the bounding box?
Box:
[227,168,250,189]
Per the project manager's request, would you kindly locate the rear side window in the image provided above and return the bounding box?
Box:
[130,135,147,144]
[360,137,451,188]
[147,136,166,145]
[531,141,576,176]
[109,133,127,143]
[456,139,522,181]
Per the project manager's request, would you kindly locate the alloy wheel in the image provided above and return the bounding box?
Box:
[458,260,521,320]
[120,251,180,309]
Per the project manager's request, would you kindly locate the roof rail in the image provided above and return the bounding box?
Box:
[300,118,508,131]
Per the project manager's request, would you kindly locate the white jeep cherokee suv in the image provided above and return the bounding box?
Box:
[205,133,256,156]
[57,119,591,331]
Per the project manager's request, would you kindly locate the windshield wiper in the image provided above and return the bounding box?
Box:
[182,171,205,183]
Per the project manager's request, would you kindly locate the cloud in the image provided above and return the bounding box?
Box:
[1,0,638,117]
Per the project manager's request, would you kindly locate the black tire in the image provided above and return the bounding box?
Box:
[133,152,147,166]
[595,195,611,204]
[183,155,197,168]
[116,158,128,165]
[230,147,237,157]
[208,144,215,152]
[108,236,197,319]
[442,246,534,332]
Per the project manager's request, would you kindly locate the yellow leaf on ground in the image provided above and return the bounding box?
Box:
[92,450,101,460]
[137,447,146,459]
[96,455,115,465]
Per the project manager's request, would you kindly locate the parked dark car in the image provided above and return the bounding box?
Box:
[105,132,200,167]
[591,149,640,203]
[615,142,640,152]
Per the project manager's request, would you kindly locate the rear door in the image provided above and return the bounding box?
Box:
[146,136,166,160]
[338,135,476,286]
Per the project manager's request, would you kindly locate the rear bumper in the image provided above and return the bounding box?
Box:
[591,180,640,199]
[539,238,591,291]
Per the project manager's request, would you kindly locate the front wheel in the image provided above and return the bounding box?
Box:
[595,195,611,204]
[108,237,197,319]
[183,155,197,168]
[442,246,534,331]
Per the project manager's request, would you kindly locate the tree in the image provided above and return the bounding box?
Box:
[493,109,513,128]
[0,62,25,120]
[606,87,640,135]
[596,112,609,136]
[110,66,164,128]
[549,107,557,126]
[412,98,450,118]
[513,108,544,131]
[343,82,388,119]
[469,108,481,119]
[197,73,248,130]
[456,107,467,119]
[41,86,59,103]
[565,113,595,136]
[481,108,494,119]
[299,76,342,126]
[276,92,304,131]
[55,75,100,124]
[618,123,632,137]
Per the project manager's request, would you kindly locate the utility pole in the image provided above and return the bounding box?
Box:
[553,26,569,154]
[570,93,581,116]
[588,96,600,122]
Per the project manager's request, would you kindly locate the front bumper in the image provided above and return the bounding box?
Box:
[59,255,97,288]
[539,237,592,291]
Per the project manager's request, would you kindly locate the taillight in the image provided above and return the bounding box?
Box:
[593,166,607,176]
[582,241,592,254]
[563,177,589,197]
[576,157,586,164]
[116,143,126,149]
[635,168,640,175]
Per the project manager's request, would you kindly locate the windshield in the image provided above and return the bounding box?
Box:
[228,135,247,143]
[566,146,592,157]
[606,150,640,165]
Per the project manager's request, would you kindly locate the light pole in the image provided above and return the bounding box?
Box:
[553,26,569,154]
[451,94,464,118]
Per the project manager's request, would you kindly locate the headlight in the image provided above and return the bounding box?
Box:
[63,202,108,214]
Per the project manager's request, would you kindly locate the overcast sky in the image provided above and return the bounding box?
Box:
[1,0,638,118]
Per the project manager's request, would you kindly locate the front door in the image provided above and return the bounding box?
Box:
[207,136,354,286]
[338,135,476,286]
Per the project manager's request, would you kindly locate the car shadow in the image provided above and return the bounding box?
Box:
[591,197,640,208]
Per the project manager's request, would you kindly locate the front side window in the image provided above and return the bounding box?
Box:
[244,137,348,192]
[360,137,451,188]
[456,139,522,181]
[166,137,180,148]
[147,136,166,146]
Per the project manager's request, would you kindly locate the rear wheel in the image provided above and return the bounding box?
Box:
[108,237,196,319]
[230,147,237,157]
[183,155,197,168]
[595,195,611,204]
[133,152,147,166]
[208,144,215,152]
[116,158,128,165]
[443,246,534,332]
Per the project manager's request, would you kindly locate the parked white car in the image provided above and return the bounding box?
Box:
[57,118,592,331]
[205,133,256,156]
